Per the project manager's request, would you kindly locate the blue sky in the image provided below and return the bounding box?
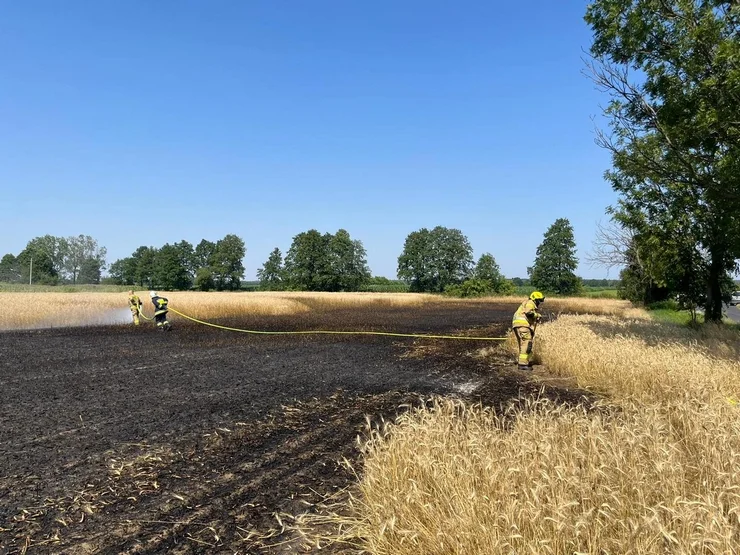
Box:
[0,1,620,280]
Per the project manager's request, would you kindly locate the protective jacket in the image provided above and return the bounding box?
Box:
[128,294,142,309]
[152,295,169,316]
[512,299,540,329]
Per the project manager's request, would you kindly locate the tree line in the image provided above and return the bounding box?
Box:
[108,234,246,291]
[2,218,586,297]
[255,219,582,296]
[0,235,107,285]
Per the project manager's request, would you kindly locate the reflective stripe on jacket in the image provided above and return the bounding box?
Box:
[512,299,539,329]
[128,295,141,309]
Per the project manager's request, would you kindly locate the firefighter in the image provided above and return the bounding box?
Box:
[128,290,142,325]
[150,291,171,331]
[512,291,545,370]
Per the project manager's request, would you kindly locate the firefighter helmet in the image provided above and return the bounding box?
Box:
[150,291,157,298]
[530,291,545,304]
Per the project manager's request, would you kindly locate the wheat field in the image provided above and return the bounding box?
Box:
[305,313,740,554]
[0,291,632,331]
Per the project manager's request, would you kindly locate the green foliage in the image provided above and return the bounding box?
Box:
[283,229,370,292]
[529,218,581,295]
[108,234,244,291]
[444,278,491,298]
[359,276,410,293]
[328,229,371,291]
[154,243,193,290]
[585,0,740,321]
[257,248,285,290]
[0,254,21,283]
[582,288,619,299]
[444,277,516,298]
[210,234,246,291]
[133,246,157,287]
[194,267,215,291]
[397,226,474,292]
[284,230,331,291]
[15,235,69,284]
[64,235,106,285]
[194,239,216,270]
[582,279,620,287]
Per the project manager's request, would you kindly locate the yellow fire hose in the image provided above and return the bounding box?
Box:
[136,306,154,321]
[146,306,509,341]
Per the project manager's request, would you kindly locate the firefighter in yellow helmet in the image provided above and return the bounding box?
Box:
[512,291,545,370]
[128,290,142,326]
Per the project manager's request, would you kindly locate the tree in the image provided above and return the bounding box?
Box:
[132,246,157,287]
[284,230,332,291]
[588,219,668,304]
[474,253,507,292]
[63,235,106,284]
[585,0,740,321]
[79,257,103,284]
[529,218,581,295]
[587,220,633,272]
[16,236,69,285]
[108,257,137,285]
[211,234,246,290]
[281,229,370,292]
[194,267,215,291]
[194,239,216,270]
[0,254,21,283]
[327,229,371,291]
[397,226,474,292]
[14,235,69,284]
[173,240,196,281]
[257,248,285,290]
[154,243,193,290]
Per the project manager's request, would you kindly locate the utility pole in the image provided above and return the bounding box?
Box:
[29,256,33,285]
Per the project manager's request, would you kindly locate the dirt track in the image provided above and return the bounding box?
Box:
[0,301,588,554]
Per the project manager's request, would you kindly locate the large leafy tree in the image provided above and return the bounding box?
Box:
[192,239,217,290]
[284,230,329,291]
[0,254,21,283]
[132,246,157,287]
[529,218,581,295]
[474,253,507,292]
[211,234,246,291]
[283,229,370,292]
[397,226,474,292]
[585,0,740,321]
[63,235,106,284]
[154,243,193,290]
[108,256,137,285]
[327,229,371,291]
[257,247,285,290]
[15,235,69,284]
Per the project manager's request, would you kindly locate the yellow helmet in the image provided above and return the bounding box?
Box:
[530,291,545,303]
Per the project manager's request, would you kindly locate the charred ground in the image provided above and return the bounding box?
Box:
[0,300,591,554]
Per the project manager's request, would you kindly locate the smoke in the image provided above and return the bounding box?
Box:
[3,308,136,331]
[81,308,134,327]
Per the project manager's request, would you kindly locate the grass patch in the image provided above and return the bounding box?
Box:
[647,308,703,326]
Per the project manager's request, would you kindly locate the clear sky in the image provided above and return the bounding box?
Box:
[0,1,620,281]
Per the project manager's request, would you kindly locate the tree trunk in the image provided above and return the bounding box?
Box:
[704,249,724,323]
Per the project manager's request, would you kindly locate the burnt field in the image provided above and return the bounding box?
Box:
[0,300,586,554]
